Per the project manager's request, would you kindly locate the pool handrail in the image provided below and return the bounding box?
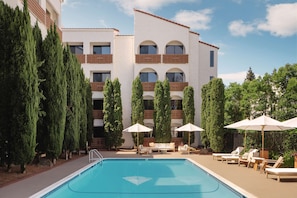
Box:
[88,149,103,163]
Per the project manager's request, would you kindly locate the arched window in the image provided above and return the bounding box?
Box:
[140,69,158,82]
[139,41,158,54]
[165,41,184,54]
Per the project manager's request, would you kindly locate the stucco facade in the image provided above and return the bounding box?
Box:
[62,9,219,148]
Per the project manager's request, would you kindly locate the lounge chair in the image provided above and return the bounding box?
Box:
[138,145,151,155]
[212,146,244,160]
[238,149,259,167]
[178,145,200,154]
[265,168,297,182]
[259,156,283,173]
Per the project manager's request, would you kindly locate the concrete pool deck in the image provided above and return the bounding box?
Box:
[0,151,296,198]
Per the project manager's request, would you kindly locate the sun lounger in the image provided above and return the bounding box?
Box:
[238,149,259,167]
[221,155,240,164]
[266,168,297,182]
[259,156,283,173]
[212,146,244,160]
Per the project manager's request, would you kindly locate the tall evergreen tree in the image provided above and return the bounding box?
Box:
[162,79,172,142]
[200,84,210,148]
[154,81,164,142]
[182,86,195,145]
[39,24,67,163]
[5,0,40,172]
[209,78,225,152]
[85,79,94,149]
[0,0,15,166]
[131,76,144,145]
[154,80,171,143]
[112,78,124,149]
[245,67,256,82]
[63,45,80,159]
[103,79,114,150]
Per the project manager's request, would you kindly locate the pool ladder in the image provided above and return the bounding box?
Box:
[89,149,103,163]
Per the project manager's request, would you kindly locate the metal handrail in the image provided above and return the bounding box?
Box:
[89,149,103,163]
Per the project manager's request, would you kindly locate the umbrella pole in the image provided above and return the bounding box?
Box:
[188,132,190,146]
[261,128,264,157]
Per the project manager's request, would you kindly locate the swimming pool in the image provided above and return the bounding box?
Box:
[31,158,252,198]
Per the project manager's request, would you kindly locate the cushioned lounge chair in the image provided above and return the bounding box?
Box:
[266,168,297,182]
[212,146,244,160]
[259,156,283,173]
[238,149,259,167]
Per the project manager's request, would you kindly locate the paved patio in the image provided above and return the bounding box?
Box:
[0,151,296,198]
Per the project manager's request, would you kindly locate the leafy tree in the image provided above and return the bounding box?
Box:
[131,76,144,145]
[38,24,67,163]
[182,86,195,145]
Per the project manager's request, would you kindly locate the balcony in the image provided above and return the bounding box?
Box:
[169,82,188,91]
[135,54,161,64]
[163,54,188,64]
[144,110,154,119]
[75,54,86,64]
[142,82,156,91]
[90,82,105,91]
[171,110,183,119]
[93,110,103,119]
[87,54,113,64]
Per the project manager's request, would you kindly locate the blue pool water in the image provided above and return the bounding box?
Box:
[40,159,246,198]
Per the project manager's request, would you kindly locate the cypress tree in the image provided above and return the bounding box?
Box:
[200,84,210,148]
[131,76,145,145]
[85,79,94,150]
[39,24,67,162]
[112,78,124,149]
[103,79,114,150]
[162,79,172,142]
[6,0,40,172]
[154,81,164,142]
[209,78,225,152]
[183,86,195,145]
[0,1,15,166]
[78,73,87,151]
[63,45,80,159]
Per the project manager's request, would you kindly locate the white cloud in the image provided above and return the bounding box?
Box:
[109,0,195,15]
[172,9,213,30]
[257,3,297,37]
[218,71,247,85]
[62,0,83,8]
[228,20,255,37]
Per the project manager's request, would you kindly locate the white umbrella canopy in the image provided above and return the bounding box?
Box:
[237,115,294,155]
[224,119,251,148]
[282,117,297,128]
[123,123,153,148]
[176,123,204,145]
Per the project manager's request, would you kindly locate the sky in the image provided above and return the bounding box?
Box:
[61,0,297,85]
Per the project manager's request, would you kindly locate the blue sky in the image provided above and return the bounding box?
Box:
[61,0,297,85]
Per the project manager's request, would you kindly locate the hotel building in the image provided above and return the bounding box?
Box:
[63,9,219,148]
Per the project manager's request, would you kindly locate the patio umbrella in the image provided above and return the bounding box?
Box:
[237,115,294,156]
[282,117,297,128]
[224,119,250,148]
[123,123,153,148]
[176,123,204,145]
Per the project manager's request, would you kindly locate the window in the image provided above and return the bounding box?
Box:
[166,72,184,82]
[166,45,184,54]
[93,99,103,110]
[144,100,154,110]
[93,126,104,138]
[210,50,214,67]
[210,76,214,81]
[93,45,110,54]
[171,100,182,110]
[93,72,111,82]
[140,45,157,54]
[140,72,157,82]
[70,45,83,54]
